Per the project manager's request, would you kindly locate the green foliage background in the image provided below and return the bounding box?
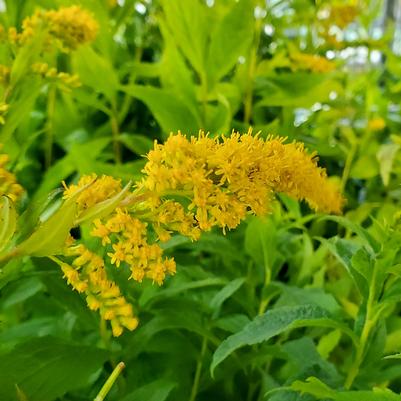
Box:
[2,0,401,400]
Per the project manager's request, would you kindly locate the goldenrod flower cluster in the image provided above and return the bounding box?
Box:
[138,132,343,229]
[92,208,176,285]
[290,52,336,73]
[0,147,23,202]
[61,131,343,335]
[45,6,99,50]
[327,4,359,29]
[61,240,138,337]
[19,6,98,51]
[32,63,81,90]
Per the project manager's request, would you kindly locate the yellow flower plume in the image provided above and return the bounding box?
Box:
[60,130,343,335]
[19,5,98,50]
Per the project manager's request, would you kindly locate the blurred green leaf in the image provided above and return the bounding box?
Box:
[0,337,108,401]
[123,85,201,134]
[207,0,253,84]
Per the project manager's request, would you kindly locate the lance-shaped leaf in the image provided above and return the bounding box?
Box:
[0,196,17,253]
[210,304,355,376]
[15,199,77,257]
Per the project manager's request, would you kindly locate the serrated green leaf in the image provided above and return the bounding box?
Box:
[210,304,329,376]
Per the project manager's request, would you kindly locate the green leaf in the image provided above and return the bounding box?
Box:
[210,304,329,376]
[1,276,44,309]
[72,46,119,101]
[290,377,335,398]
[0,337,108,401]
[0,196,17,253]
[317,329,342,359]
[120,379,176,401]
[245,216,277,272]
[350,155,379,179]
[122,85,201,135]
[290,377,401,401]
[161,0,207,75]
[319,215,380,253]
[140,277,226,307]
[274,285,341,315]
[119,133,154,156]
[159,19,198,111]
[255,73,342,108]
[207,0,254,84]
[210,277,245,317]
[319,237,369,297]
[351,247,374,283]
[16,198,77,257]
[9,33,45,87]
[213,314,251,333]
[377,143,400,186]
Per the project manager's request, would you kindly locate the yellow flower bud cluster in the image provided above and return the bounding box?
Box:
[62,174,123,213]
[62,241,138,337]
[0,147,23,202]
[91,208,176,285]
[290,52,336,73]
[0,23,19,45]
[367,117,386,132]
[45,6,99,50]
[32,63,81,90]
[19,6,98,51]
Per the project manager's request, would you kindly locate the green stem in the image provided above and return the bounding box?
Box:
[344,263,379,389]
[94,362,125,401]
[111,109,122,164]
[340,140,357,192]
[189,337,208,401]
[45,85,57,168]
[0,248,20,266]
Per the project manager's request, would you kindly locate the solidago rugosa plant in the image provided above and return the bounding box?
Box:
[0,130,343,336]
[4,1,401,401]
